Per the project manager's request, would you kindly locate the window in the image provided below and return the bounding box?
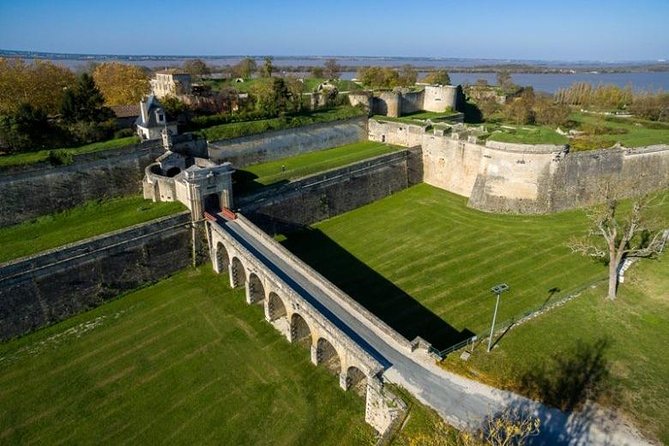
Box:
[157,112,164,123]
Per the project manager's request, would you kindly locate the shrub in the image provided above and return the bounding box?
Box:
[47,149,74,166]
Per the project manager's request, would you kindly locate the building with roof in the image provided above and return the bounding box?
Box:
[135,95,177,141]
[150,69,192,99]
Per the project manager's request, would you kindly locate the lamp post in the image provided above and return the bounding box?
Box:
[487,283,509,352]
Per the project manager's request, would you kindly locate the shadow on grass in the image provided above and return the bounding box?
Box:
[233,169,289,196]
[518,337,613,413]
[279,226,474,350]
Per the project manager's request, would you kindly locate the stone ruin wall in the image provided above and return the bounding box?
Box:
[370,119,669,213]
[207,116,367,167]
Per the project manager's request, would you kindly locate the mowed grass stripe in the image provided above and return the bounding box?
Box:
[0,268,375,445]
[281,184,605,347]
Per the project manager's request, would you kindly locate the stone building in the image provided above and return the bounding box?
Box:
[349,85,459,117]
[135,95,178,141]
[150,69,192,99]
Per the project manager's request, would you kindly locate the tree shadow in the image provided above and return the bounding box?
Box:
[278,226,474,350]
[517,337,613,413]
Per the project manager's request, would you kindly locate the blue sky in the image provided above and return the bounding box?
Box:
[0,0,667,61]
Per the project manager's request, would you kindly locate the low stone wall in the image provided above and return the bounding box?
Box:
[237,150,412,232]
[0,142,163,227]
[207,116,367,167]
[0,212,192,340]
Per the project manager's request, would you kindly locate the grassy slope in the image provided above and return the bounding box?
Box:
[0,136,140,168]
[0,268,375,445]
[238,141,401,190]
[0,196,185,264]
[488,126,569,145]
[571,112,669,148]
[281,184,605,349]
[281,183,669,443]
[444,257,669,444]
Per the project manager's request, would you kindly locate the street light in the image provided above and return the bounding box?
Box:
[487,283,509,352]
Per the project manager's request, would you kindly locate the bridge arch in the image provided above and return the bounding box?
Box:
[290,313,312,347]
[345,366,368,396]
[230,257,246,288]
[215,242,229,275]
[316,337,342,375]
[266,292,287,322]
[246,272,265,304]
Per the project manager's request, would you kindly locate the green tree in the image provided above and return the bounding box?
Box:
[60,73,112,123]
[503,88,536,125]
[0,103,61,151]
[398,64,417,86]
[260,56,274,78]
[251,77,291,115]
[323,58,342,80]
[232,57,257,79]
[310,66,324,78]
[182,59,211,77]
[423,69,451,85]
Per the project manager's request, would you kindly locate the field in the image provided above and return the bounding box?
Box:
[487,125,569,145]
[280,184,606,349]
[280,183,669,443]
[0,196,185,264]
[199,106,364,141]
[0,136,140,168]
[569,112,669,149]
[444,256,669,444]
[236,141,401,192]
[0,267,375,445]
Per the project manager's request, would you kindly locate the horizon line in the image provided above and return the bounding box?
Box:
[1,48,666,65]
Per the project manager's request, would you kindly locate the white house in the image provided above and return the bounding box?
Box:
[135,95,177,141]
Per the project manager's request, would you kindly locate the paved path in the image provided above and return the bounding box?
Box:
[223,220,649,446]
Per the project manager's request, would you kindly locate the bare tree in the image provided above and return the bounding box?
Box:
[569,192,666,300]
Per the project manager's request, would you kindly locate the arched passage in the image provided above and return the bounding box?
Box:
[246,273,265,304]
[290,313,312,348]
[267,292,287,321]
[204,193,221,212]
[230,257,246,288]
[345,366,368,396]
[215,242,229,275]
[316,337,341,375]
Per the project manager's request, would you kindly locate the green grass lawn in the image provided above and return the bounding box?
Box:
[0,136,140,169]
[0,267,375,445]
[236,141,402,193]
[570,112,669,148]
[280,184,607,349]
[0,196,185,264]
[442,256,669,444]
[487,125,569,145]
[279,183,669,443]
[200,106,364,141]
[402,110,460,121]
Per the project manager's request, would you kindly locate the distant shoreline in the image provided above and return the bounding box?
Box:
[2,49,667,74]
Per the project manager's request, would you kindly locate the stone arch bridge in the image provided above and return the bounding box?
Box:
[206,212,403,434]
[202,211,643,445]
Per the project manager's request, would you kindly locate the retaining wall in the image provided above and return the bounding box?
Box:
[0,142,163,227]
[0,212,192,340]
[207,117,367,167]
[237,150,415,233]
[371,120,669,213]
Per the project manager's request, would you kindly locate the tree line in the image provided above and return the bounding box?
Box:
[555,82,669,122]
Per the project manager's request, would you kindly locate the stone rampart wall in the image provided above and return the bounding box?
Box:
[0,142,163,227]
[371,120,669,213]
[207,117,367,167]
[237,151,412,232]
[0,212,192,340]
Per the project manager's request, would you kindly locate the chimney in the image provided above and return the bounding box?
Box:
[140,96,149,124]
